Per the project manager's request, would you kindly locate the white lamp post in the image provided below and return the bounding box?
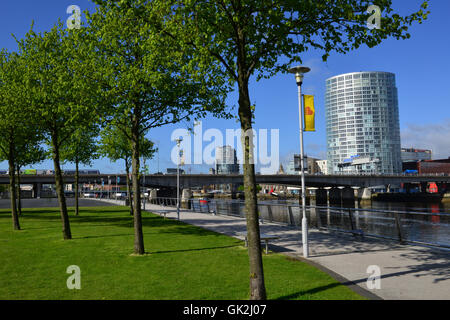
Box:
[143,158,146,211]
[176,138,183,220]
[288,65,310,258]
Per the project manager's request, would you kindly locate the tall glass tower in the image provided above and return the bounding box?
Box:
[215,145,240,174]
[325,72,402,174]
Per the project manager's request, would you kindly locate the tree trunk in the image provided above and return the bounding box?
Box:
[16,165,22,216]
[125,159,133,216]
[131,121,144,254]
[8,153,20,231]
[238,74,266,300]
[51,132,72,240]
[75,158,79,216]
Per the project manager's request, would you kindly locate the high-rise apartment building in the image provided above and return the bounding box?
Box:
[216,146,239,174]
[325,71,402,174]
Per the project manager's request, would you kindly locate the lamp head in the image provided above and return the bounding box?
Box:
[288,66,311,85]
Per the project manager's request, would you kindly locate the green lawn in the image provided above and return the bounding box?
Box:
[0,206,365,300]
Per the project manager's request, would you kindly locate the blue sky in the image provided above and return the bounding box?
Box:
[0,0,449,173]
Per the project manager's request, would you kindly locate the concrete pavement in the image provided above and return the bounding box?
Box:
[144,203,450,300]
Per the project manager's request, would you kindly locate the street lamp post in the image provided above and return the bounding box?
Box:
[288,65,311,258]
[143,158,146,211]
[176,138,183,220]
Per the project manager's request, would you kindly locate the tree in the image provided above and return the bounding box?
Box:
[158,0,429,299]
[16,22,98,239]
[14,142,46,215]
[98,123,156,216]
[0,50,43,229]
[86,0,232,254]
[60,126,99,216]
[0,50,25,230]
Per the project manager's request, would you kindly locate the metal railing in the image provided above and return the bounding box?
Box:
[149,197,450,249]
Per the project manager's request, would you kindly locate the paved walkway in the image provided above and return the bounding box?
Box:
[144,203,450,300]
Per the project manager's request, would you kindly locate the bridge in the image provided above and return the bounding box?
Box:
[1,173,449,188]
[2,173,448,203]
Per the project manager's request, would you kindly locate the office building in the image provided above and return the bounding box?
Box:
[166,168,185,174]
[401,148,432,162]
[215,146,239,174]
[325,71,402,174]
[285,155,321,174]
[403,158,450,174]
[316,160,328,174]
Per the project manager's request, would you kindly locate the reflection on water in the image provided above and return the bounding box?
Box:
[359,200,450,214]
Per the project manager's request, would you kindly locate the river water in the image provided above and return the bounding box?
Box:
[192,198,450,248]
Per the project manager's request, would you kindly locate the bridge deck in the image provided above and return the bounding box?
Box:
[1,173,449,188]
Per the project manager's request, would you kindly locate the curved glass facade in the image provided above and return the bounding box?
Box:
[325,72,402,174]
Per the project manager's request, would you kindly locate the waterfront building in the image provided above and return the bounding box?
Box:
[286,155,320,174]
[316,160,328,174]
[216,146,239,174]
[403,158,450,175]
[166,168,185,174]
[325,71,402,174]
[401,148,432,162]
[286,159,297,175]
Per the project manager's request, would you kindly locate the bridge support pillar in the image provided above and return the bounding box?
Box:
[420,182,428,193]
[308,205,321,229]
[32,183,42,199]
[358,188,372,200]
[149,189,157,204]
[181,189,192,209]
[328,188,341,205]
[437,183,447,194]
[315,188,327,205]
[405,183,413,194]
[230,184,238,200]
[342,187,354,204]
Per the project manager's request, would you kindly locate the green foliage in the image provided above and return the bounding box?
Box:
[98,123,157,167]
[16,21,99,150]
[60,126,100,167]
[159,0,429,82]
[15,142,46,169]
[0,49,44,170]
[86,0,234,135]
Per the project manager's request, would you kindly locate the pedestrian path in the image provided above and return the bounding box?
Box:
[144,203,450,300]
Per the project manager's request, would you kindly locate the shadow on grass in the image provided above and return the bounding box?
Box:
[2,209,227,239]
[152,224,225,237]
[275,282,342,300]
[75,233,134,240]
[149,243,242,255]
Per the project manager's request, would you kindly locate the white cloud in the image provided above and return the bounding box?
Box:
[401,119,450,160]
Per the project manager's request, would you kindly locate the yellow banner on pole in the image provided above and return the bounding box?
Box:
[303,95,315,132]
